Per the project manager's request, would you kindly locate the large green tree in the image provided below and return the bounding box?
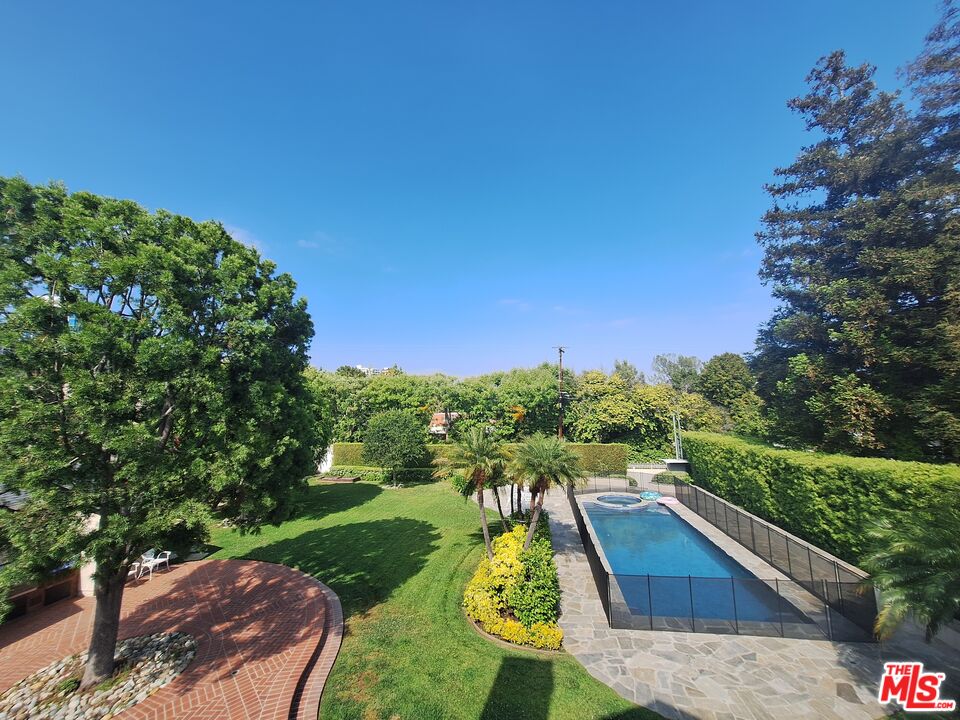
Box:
[362,410,427,484]
[0,177,322,686]
[651,353,702,393]
[753,7,960,460]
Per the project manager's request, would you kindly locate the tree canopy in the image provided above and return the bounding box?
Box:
[753,5,960,461]
[0,177,322,685]
[362,410,427,483]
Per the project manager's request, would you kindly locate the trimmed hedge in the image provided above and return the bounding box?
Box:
[326,465,434,484]
[332,442,364,466]
[683,432,960,564]
[332,441,630,475]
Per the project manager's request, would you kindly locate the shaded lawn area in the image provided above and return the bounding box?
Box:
[210,481,660,720]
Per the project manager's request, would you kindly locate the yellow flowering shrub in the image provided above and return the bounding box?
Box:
[463,526,563,650]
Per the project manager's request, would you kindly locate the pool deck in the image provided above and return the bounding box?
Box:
[544,484,960,720]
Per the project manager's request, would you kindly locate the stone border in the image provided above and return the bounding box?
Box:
[463,611,565,656]
[292,578,344,720]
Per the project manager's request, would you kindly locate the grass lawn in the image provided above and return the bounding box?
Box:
[209,480,660,720]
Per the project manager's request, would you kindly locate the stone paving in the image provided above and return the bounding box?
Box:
[544,487,960,720]
[0,559,343,720]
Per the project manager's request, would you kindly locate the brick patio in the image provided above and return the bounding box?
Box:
[0,559,343,720]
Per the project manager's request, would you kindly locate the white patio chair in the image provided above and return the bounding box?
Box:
[136,549,171,580]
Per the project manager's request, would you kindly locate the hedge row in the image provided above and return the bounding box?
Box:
[324,465,435,484]
[682,432,960,564]
[332,441,629,474]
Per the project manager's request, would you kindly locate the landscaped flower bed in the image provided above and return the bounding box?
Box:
[0,632,196,720]
[463,523,563,650]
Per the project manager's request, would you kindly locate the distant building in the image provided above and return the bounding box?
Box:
[355,364,391,377]
[429,411,460,440]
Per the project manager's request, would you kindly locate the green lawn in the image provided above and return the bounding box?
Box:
[209,480,659,720]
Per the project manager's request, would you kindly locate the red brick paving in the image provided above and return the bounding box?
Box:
[0,559,343,720]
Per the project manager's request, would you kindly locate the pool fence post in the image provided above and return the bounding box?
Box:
[775,578,784,637]
[688,575,695,632]
[730,577,739,634]
[806,546,815,590]
[766,525,773,566]
[749,516,757,553]
[647,575,654,631]
[823,581,834,640]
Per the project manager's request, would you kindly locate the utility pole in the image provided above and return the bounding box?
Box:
[554,346,566,439]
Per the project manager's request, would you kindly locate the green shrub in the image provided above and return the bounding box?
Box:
[328,465,434,484]
[463,526,562,650]
[653,471,691,485]
[683,432,960,564]
[507,540,561,627]
[332,442,364,466]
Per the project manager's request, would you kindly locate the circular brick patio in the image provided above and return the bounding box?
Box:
[0,559,343,720]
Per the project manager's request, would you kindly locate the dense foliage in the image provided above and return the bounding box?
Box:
[863,505,960,641]
[683,432,960,564]
[362,410,427,484]
[753,6,960,461]
[462,525,563,650]
[0,177,322,685]
[321,363,729,463]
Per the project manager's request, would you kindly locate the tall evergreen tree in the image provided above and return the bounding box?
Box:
[0,178,322,686]
[753,6,960,460]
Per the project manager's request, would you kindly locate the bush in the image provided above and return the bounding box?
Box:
[653,471,691,485]
[683,432,960,564]
[463,526,562,650]
[327,465,434,484]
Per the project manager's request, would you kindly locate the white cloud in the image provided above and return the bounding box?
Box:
[297,231,338,253]
[224,224,266,253]
[498,298,532,312]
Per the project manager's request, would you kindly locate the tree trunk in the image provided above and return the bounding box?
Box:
[516,483,522,513]
[81,564,127,688]
[477,485,494,560]
[492,485,508,532]
[523,483,545,550]
[509,483,515,516]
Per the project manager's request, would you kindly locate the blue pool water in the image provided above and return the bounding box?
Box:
[584,502,803,623]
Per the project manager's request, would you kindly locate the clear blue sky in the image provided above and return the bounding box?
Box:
[1,1,940,376]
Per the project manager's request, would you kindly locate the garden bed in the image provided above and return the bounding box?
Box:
[0,632,196,720]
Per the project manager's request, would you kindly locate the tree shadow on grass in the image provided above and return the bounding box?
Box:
[480,656,553,720]
[293,481,383,520]
[236,518,441,618]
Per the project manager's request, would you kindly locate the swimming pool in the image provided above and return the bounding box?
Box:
[583,501,810,627]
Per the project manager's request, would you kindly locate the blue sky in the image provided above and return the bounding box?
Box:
[1,1,940,376]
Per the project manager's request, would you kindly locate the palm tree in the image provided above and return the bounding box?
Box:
[863,506,960,641]
[512,433,584,550]
[434,427,506,560]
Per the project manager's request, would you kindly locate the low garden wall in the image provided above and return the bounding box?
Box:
[682,431,960,564]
